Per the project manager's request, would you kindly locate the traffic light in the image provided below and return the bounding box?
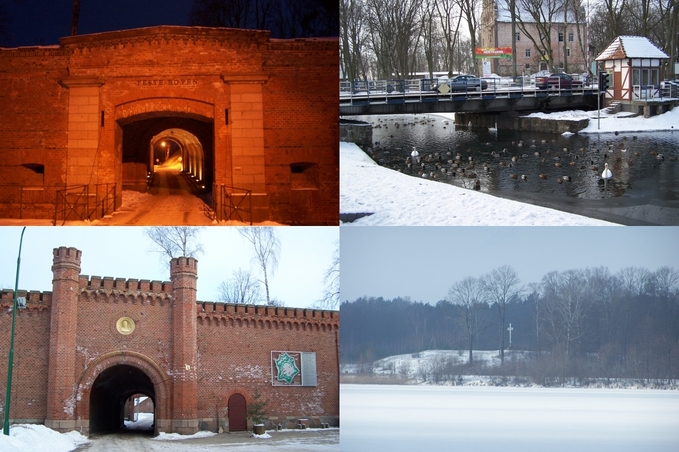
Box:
[599,71,609,91]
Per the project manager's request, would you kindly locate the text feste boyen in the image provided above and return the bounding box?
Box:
[136,79,198,86]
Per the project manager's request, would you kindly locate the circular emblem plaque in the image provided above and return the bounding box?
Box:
[116,317,135,335]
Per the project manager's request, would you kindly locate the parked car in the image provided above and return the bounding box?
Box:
[435,75,488,92]
[535,73,584,90]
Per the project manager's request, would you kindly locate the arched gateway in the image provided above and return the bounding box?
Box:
[0,26,339,224]
[0,247,339,435]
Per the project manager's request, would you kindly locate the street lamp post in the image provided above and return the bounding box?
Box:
[3,227,26,436]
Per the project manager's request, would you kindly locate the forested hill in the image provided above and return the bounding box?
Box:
[340,266,679,382]
[340,296,535,363]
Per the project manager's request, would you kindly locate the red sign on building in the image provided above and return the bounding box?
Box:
[475,47,513,59]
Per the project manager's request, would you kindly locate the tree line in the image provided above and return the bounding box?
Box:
[341,265,679,384]
[341,0,678,80]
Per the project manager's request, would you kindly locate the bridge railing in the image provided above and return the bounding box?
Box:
[340,76,594,106]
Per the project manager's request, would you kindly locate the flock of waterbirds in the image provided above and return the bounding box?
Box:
[364,116,676,191]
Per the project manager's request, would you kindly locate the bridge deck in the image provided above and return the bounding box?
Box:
[340,79,600,116]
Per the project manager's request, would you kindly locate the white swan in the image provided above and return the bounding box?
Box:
[411,146,420,164]
[601,162,612,179]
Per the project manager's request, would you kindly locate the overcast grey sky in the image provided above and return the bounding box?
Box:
[340,227,679,305]
[0,227,338,309]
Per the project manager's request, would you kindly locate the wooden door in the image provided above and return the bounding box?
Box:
[228,394,247,431]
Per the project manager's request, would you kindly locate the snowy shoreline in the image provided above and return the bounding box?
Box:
[340,141,617,226]
[341,349,679,390]
[341,106,679,226]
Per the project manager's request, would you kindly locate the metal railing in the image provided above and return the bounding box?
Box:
[53,183,117,225]
[340,76,595,106]
[212,184,253,224]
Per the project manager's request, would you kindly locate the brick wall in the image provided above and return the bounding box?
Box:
[0,290,52,423]
[479,0,588,77]
[0,27,338,224]
[196,303,340,430]
[0,247,339,434]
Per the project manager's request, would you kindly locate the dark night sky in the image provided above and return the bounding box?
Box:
[3,0,192,47]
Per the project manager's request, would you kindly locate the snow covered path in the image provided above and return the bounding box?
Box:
[98,167,214,226]
[0,424,338,452]
[76,430,338,452]
[340,142,616,226]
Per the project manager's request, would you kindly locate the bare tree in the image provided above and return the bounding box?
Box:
[618,266,652,297]
[71,0,80,36]
[483,265,521,365]
[217,268,263,305]
[515,0,565,72]
[313,241,339,310]
[144,227,205,261]
[434,0,463,75]
[541,269,588,356]
[189,0,256,28]
[238,227,280,306]
[340,0,369,80]
[446,276,486,364]
[458,0,481,74]
[365,0,424,78]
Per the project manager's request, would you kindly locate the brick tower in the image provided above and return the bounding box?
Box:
[170,256,199,434]
[45,247,81,432]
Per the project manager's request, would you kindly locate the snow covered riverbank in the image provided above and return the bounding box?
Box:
[340,141,616,226]
[524,105,679,134]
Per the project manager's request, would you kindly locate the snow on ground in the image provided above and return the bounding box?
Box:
[341,349,677,389]
[0,424,337,452]
[124,412,155,431]
[0,424,89,452]
[340,384,679,452]
[340,141,616,226]
[524,105,679,134]
[152,430,218,441]
[343,349,527,377]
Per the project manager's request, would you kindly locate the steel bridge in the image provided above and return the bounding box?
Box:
[340,78,600,116]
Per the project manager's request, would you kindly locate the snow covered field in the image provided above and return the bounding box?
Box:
[342,349,527,376]
[340,384,679,452]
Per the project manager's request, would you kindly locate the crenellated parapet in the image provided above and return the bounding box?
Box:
[79,275,173,305]
[196,302,339,332]
[0,289,52,311]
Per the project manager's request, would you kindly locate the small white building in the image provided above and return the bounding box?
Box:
[595,36,669,104]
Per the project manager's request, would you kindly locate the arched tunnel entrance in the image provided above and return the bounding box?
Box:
[150,128,206,185]
[119,114,213,196]
[90,364,156,435]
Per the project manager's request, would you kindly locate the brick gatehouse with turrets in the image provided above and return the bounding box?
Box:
[0,247,339,435]
[0,26,339,224]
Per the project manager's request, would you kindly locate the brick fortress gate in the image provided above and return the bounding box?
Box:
[0,27,339,224]
[0,247,340,435]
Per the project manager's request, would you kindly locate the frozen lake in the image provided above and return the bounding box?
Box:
[340,384,679,452]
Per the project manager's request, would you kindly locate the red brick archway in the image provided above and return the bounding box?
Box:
[112,98,221,202]
[74,351,171,435]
